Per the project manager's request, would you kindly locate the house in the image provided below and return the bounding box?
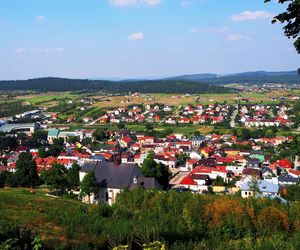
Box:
[191,136,205,147]
[79,161,161,205]
[242,168,261,179]
[191,174,211,186]
[190,166,230,182]
[277,159,292,169]
[179,117,190,124]
[119,136,134,148]
[278,174,299,186]
[240,180,279,198]
[47,128,60,144]
[247,159,260,169]
[200,147,214,158]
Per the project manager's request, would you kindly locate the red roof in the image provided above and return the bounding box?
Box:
[288,169,300,176]
[180,175,197,185]
[277,159,292,169]
[121,136,133,144]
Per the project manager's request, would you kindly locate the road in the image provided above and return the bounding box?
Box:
[230,107,238,128]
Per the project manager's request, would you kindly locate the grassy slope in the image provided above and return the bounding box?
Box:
[0,188,89,246]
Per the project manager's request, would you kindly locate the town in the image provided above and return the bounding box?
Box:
[1,90,299,207]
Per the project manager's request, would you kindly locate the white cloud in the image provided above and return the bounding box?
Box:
[190,26,228,34]
[13,48,26,54]
[109,0,161,7]
[35,15,45,22]
[227,34,250,42]
[231,11,272,21]
[54,47,65,52]
[128,32,144,41]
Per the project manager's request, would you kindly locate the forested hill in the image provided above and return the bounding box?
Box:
[167,71,300,84]
[203,71,300,85]
[0,77,232,94]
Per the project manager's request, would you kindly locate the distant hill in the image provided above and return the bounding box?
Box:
[0,77,232,94]
[0,71,298,93]
[164,73,220,81]
[162,71,299,85]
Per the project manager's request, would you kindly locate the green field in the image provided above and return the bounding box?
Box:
[19,92,80,105]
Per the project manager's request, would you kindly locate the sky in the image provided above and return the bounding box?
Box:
[0,0,299,80]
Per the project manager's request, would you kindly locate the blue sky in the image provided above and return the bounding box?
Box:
[0,0,299,80]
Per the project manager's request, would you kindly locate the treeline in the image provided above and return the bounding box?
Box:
[0,100,35,117]
[0,77,233,94]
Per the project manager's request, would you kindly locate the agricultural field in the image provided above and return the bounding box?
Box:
[16,92,80,106]
[9,89,299,110]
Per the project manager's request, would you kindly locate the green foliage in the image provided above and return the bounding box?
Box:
[0,136,18,151]
[0,100,35,117]
[1,188,300,249]
[40,162,81,192]
[0,77,234,93]
[248,176,261,196]
[15,152,39,187]
[265,0,300,54]
[214,176,226,186]
[40,163,68,191]
[80,172,99,204]
[177,153,189,166]
[140,151,171,188]
[0,225,38,250]
[67,162,81,191]
[277,134,300,161]
[282,183,300,202]
[93,128,108,141]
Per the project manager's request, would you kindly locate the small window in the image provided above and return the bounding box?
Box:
[245,192,247,195]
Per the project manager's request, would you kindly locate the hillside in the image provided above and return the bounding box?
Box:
[0,78,232,93]
[2,188,300,250]
[164,73,220,81]
[166,71,300,85]
[0,71,298,93]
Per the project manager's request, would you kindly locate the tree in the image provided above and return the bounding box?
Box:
[47,144,63,157]
[141,151,171,189]
[117,122,126,129]
[38,146,48,158]
[0,136,18,151]
[248,176,261,197]
[67,162,81,191]
[40,163,68,191]
[214,176,226,186]
[92,128,108,141]
[277,134,300,161]
[67,136,78,144]
[145,123,154,131]
[177,153,189,166]
[80,171,98,204]
[265,0,300,54]
[15,152,39,187]
[240,128,251,140]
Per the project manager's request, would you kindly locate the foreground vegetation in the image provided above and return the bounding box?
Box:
[2,188,300,249]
